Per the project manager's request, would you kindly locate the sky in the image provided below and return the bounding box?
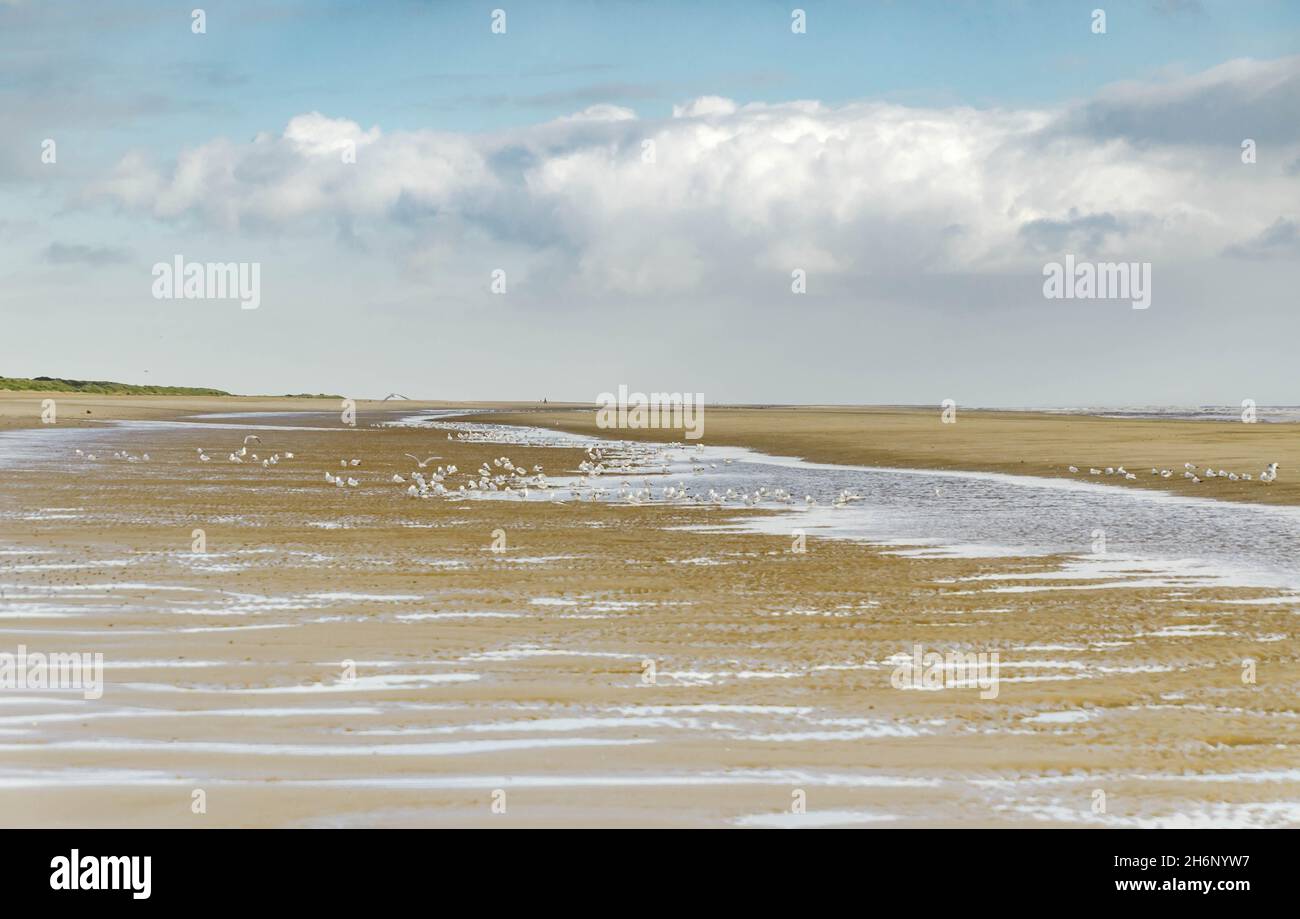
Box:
[2,0,1298,405]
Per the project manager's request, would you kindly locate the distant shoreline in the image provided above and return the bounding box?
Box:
[0,375,344,399]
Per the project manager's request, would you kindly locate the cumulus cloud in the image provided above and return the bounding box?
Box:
[672,96,738,118]
[81,57,1300,295]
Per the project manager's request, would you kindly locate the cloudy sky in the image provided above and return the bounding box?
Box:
[2,0,1298,404]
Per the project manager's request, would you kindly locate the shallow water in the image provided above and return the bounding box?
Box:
[8,410,1300,593]
[388,412,1300,594]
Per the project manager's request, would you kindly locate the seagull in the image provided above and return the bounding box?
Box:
[392,474,406,483]
[1068,466,1079,473]
[199,453,210,462]
[1089,468,1101,475]
[243,435,261,445]
[404,455,439,468]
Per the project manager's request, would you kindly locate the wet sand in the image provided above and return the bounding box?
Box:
[0,396,1297,827]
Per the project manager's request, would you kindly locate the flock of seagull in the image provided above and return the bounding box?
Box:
[213,433,296,467]
[69,420,1285,509]
[1067,461,1280,485]
[74,448,148,462]
[385,440,863,507]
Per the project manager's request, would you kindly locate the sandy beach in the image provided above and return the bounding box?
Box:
[1,394,1296,827]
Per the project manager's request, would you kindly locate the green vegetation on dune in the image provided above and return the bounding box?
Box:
[1,375,347,399]
[0,376,230,396]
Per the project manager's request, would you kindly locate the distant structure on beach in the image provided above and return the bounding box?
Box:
[383,393,410,400]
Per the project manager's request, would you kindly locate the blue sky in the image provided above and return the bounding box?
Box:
[20,1,1300,136]
[3,1,1299,402]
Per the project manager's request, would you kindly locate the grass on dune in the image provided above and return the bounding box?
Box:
[0,376,342,398]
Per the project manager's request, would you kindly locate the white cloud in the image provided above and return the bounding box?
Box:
[672,95,738,118]
[82,57,1300,294]
[556,104,638,123]
[282,111,381,157]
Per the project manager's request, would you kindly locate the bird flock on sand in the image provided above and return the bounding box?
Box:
[68,420,1283,508]
[1067,461,1279,486]
[74,432,299,473]
[381,432,868,507]
[218,433,296,468]
[75,448,148,462]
